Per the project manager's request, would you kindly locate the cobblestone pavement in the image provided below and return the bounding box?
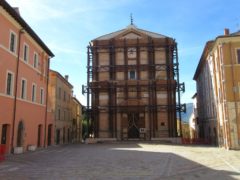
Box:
[0,142,240,179]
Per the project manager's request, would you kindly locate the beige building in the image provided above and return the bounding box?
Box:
[194,29,240,149]
[48,70,73,144]
[84,24,184,140]
[71,97,82,143]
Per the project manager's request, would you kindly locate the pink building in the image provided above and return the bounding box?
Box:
[0,0,54,153]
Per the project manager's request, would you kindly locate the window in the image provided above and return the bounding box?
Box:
[6,72,13,95]
[237,49,240,64]
[63,91,66,101]
[58,108,61,120]
[58,87,61,99]
[23,44,29,62]
[21,79,27,99]
[9,32,16,53]
[129,70,136,80]
[40,88,44,104]
[32,84,36,102]
[34,52,38,68]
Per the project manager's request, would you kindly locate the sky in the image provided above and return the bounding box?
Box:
[6,0,240,106]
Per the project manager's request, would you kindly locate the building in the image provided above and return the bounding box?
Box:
[48,70,73,145]
[189,93,199,139]
[180,103,194,138]
[0,0,54,153]
[83,23,184,140]
[194,29,240,149]
[71,97,82,143]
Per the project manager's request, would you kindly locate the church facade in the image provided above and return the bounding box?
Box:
[83,24,184,140]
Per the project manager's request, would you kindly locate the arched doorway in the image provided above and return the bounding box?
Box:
[1,124,8,144]
[17,121,24,147]
[37,124,42,147]
[56,129,60,145]
[128,113,139,139]
[67,128,70,143]
[47,124,52,146]
[63,127,65,143]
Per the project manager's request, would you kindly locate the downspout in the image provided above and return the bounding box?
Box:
[11,28,24,153]
[44,57,51,148]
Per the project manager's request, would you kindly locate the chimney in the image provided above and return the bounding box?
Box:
[224,28,230,36]
[64,75,69,81]
[13,7,20,15]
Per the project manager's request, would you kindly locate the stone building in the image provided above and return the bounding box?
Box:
[83,23,184,140]
[48,70,73,145]
[0,0,54,153]
[194,29,240,149]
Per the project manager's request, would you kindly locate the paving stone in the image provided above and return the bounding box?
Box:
[0,143,239,179]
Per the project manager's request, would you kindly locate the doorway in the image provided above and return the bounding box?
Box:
[37,124,42,147]
[17,121,24,147]
[1,124,8,144]
[47,124,52,146]
[56,129,60,145]
[128,113,140,139]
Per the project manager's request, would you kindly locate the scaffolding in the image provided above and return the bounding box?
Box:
[82,37,185,139]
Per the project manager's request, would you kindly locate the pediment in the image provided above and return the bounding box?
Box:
[119,32,142,39]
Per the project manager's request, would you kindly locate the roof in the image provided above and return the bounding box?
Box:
[49,70,73,89]
[192,93,197,99]
[94,24,170,40]
[193,30,240,80]
[0,0,54,57]
[193,41,214,80]
[73,97,81,105]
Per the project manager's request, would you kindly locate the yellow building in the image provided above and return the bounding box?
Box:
[71,97,82,143]
[48,70,73,145]
[194,29,240,149]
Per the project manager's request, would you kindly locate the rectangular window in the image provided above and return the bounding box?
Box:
[34,52,38,68]
[6,72,13,95]
[9,32,16,53]
[32,84,36,102]
[64,91,66,101]
[21,79,26,99]
[23,44,29,62]
[58,108,61,120]
[129,70,136,80]
[58,87,61,99]
[237,49,240,64]
[40,88,44,104]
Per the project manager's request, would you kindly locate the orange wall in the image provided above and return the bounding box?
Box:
[0,7,52,153]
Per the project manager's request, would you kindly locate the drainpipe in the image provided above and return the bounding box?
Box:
[11,28,24,153]
[44,57,51,148]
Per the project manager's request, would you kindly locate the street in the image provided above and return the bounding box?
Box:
[0,142,240,179]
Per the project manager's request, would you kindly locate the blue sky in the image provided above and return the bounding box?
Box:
[7,0,240,105]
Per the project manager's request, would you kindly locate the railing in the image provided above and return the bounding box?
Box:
[182,138,210,145]
[0,145,6,162]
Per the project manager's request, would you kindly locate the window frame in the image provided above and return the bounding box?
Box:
[6,71,14,96]
[31,83,37,102]
[21,78,27,99]
[40,88,44,104]
[9,31,17,53]
[236,48,240,64]
[128,70,136,80]
[33,52,39,68]
[23,43,29,62]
